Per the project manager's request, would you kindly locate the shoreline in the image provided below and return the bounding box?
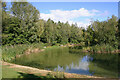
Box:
[3,44,119,62]
[2,61,101,78]
[66,44,120,54]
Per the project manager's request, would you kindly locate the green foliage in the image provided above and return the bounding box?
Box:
[2,2,44,45]
[89,44,117,53]
[46,72,65,78]
[2,2,119,52]
[118,19,120,49]
[40,20,83,44]
[90,15,118,46]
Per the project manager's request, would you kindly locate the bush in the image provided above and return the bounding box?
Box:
[89,44,116,53]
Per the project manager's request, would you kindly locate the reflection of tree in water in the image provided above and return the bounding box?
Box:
[89,54,118,78]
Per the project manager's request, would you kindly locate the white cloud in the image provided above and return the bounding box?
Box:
[40,8,100,28]
[91,9,100,13]
[67,20,91,29]
[99,10,109,16]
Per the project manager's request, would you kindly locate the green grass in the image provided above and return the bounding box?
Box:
[2,65,20,78]
[2,65,45,79]
[2,65,47,78]
[2,65,65,79]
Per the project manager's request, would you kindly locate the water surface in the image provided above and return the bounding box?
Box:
[11,47,119,78]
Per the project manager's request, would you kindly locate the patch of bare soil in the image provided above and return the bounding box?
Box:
[24,48,45,55]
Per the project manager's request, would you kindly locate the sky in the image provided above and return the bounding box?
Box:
[6,2,118,28]
[29,2,118,28]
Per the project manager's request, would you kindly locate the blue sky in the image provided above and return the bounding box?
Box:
[6,2,118,28]
[30,2,118,28]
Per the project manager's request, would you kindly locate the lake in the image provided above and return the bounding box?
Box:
[11,46,119,78]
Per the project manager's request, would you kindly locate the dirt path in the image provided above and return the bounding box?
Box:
[2,61,102,78]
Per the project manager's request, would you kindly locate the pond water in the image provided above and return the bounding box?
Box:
[11,47,119,78]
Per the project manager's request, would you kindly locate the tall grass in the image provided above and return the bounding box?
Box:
[2,43,45,62]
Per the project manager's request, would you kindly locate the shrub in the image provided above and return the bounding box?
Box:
[89,44,116,53]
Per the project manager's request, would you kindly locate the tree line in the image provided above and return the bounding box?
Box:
[2,2,120,49]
